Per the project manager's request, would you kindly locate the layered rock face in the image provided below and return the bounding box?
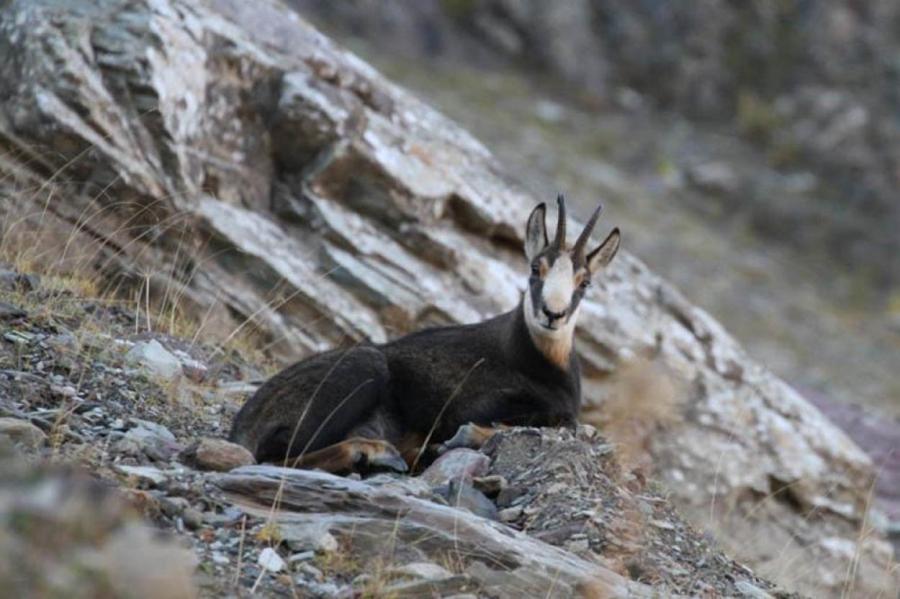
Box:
[294,0,900,288]
[0,0,895,595]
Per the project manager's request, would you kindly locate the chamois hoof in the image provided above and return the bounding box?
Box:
[360,446,409,473]
[439,423,486,454]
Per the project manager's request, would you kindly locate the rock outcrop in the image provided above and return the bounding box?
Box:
[293,0,900,286]
[0,0,895,596]
[219,427,781,598]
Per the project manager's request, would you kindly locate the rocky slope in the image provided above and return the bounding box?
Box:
[0,269,785,597]
[0,0,896,596]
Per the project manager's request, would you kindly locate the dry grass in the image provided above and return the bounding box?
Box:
[583,355,899,597]
[0,181,283,373]
[584,357,684,472]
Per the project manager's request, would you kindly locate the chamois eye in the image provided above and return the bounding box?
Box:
[580,278,591,289]
[531,263,540,276]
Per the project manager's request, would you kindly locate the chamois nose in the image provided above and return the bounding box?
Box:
[542,305,566,323]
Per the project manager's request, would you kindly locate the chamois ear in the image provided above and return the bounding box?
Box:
[586,228,620,272]
[524,202,549,261]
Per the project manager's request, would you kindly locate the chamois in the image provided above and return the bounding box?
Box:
[229,195,620,473]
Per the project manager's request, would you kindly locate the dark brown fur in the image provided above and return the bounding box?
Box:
[229,196,619,472]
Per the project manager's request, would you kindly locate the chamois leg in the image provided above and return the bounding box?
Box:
[291,437,408,474]
[236,345,390,464]
[440,423,503,453]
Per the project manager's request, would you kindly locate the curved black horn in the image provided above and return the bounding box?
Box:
[573,203,603,260]
[553,194,566,250]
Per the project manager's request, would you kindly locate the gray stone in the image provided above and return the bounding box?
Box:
[115,465,168,488]
[0,270,38,292]
[0,417,46,450]
[3,331,33,345]
[257,547,285,573]
[181,508,204,530]
[296,562,322,579]
[179,437,255,472]
[112,420,181,462]
[287,550,315,563]
[125,340,182,380]
[387,562,454,581]
[420,449,490,486]
[435,479,498,521]
[159,496,190,518]
[0,301,27,320]
[283,525,338,555]
[734,581,774,599]
[218,465,648,597]
[498,506,523,522]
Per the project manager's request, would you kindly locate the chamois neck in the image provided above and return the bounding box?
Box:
[513,299,575,371]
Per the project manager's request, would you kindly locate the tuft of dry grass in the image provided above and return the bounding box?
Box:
[585,357,684,472]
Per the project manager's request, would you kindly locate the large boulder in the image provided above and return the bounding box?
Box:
[0,0,894,595]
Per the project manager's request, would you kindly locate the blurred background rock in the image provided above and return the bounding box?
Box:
[291,0,900,418]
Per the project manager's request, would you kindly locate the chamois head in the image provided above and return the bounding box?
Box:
[522,195,620,362]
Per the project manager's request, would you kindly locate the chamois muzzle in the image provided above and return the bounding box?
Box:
[541,305,567,325]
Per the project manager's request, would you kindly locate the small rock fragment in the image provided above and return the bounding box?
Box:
[0,417,47,450]
[258,547,285,572]
[115,464,168,488]
[112,420,181,462]
[734,581,774,599]
[498,506,523,522]
[179,437,255,471]
[388,561,453,581]
[101,523,197,599]
[284,526,338,554]
[181,508,204,530]
[3,330,33,345]
[382,575,474,598]
[287,550,315,563]
[159,496,190,518]
[176,351,209,383]
[296,562,323,579]
[565,538,590,553]
[119,489,163,519]
[420,448,490,486]
[126,340,182,380]
[49,384,78,399]
[0,301,27,321]
[0,270,38,292]
[435,479,498,520]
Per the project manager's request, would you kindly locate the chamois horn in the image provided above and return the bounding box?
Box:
[553,193,566,250]
[573,203,603,261]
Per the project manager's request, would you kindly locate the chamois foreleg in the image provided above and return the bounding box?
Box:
[291,437,408,473]
[439,423,503,453]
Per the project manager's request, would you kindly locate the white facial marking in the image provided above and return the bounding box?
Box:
[542,255,574,313]
[524,253,581,344]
